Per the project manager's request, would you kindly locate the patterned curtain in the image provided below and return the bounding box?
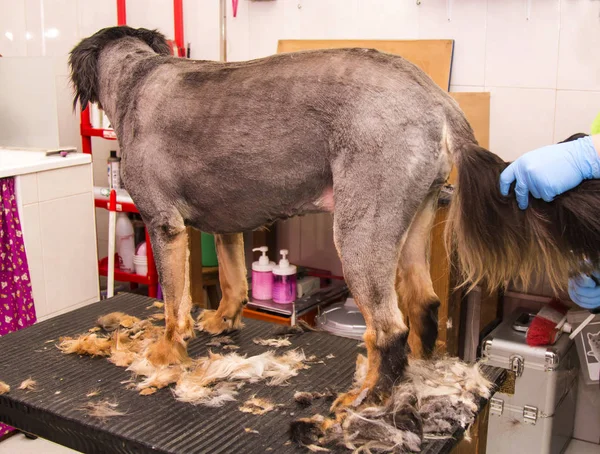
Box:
[0,177,36,438]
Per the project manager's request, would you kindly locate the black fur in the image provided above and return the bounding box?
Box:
[289,418,324,446]
[69,26,170,110]
[376,331,409,393]
[420,299,440,357]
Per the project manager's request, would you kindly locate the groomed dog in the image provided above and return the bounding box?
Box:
[70,26,600,407]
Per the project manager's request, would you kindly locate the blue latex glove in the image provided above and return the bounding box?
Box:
[568,271,600,310]
[499,136,600,209]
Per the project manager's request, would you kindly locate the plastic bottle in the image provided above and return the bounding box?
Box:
[107,150,121,189]
[272,249,297,304]
[116,213,135,273]
[251,246,275,300]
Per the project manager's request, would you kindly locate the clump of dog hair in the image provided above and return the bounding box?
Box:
[294,390,334,407]
[172,350,308,406]
[18,378,37,391]
[0,381,10,395]
[97,312,140,331]
[146,301,164,310]
[58,333,112,357]
[206,336,235,348]
[86,389,100,397]
[82,400,125,418]
[239,397,278,415]
[291,356,492,452]
[244,427,260,434]
[253,337,292,348]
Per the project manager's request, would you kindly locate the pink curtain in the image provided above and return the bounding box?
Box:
[0,177,36,438]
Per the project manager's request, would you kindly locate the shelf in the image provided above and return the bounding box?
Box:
[81,126,117,140]
[98,256,154,285]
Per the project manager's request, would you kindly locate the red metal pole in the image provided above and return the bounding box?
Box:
[117,0,127,26]
[173,0,184,57]
[81,105,92,154]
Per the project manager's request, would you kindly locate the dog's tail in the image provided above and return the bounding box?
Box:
[445,129,600,293]
[69,26,170,110]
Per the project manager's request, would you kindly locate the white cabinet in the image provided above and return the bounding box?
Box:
[16,159,99,320]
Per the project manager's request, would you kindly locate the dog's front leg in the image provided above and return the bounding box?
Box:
[198,233,248,334]
[145,214,193,365]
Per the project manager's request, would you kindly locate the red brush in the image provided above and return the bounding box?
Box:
[526,299,569,346]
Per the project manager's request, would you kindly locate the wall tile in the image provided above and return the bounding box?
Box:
[0,0,27,56]
[557,0,600,91]
[488,86,556,161]
[183,0,220,61]
[553,90,600,142]
[485,0,560,88]
[127,0,174,39]
[77,0,117,38]
[355,0,418,40]
[39,0,79,57]
[18,173,38,205]
[450,85,485,93]
[419,0,488,87]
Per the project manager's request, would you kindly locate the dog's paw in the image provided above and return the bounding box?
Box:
[146,337,188,366]
[197,310,241,335]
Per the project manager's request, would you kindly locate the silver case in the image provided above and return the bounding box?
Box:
[482,309,579,454]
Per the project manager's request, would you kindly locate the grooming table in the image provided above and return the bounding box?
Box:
[0,294,504,453]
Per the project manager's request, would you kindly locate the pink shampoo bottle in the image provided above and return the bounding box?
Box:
[272,249,297,304]
[251,247,275,300]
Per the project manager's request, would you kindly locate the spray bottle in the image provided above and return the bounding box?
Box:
[107,150,121,189]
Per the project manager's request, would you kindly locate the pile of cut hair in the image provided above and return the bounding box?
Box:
[58,310,492,451]
[57,310,311,407]
[291,354,492,453]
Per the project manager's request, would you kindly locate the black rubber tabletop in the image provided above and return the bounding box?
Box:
[0,293,504,453]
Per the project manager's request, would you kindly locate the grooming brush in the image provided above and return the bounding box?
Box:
[526,299,570,346]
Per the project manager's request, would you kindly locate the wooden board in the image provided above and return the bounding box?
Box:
[277,39,454,91]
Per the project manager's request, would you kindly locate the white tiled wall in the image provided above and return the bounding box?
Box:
[230,0,600,161]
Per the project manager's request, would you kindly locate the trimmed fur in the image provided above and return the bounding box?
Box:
[82,400,125,418]
[446,134,600,293]
[97,312,140,331]
[58,334,112,357]
[239,397,278,415]
[253,338,292,348]
[18,378,37,391]
[0,381,10,395]
[292,355,492,452]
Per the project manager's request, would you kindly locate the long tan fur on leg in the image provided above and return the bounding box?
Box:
[198,233,248,334]
[147,229,191,365]
[396,193,441,359]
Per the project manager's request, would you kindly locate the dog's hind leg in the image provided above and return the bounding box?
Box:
[396,191,441,359]
[330,176,422,410]
[198,233,248,334]
[144,210,193,365]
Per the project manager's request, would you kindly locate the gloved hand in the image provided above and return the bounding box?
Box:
[568,271,600,310]
[499,136,600,209]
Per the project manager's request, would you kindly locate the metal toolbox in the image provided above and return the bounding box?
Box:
[482,309,579,454]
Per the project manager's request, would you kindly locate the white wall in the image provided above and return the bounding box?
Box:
[0,0,221,258]
[227,0,600,162]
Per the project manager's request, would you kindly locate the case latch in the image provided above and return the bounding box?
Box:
[510,354,524,377]
[490,397,504,416]
[523,405,538,424]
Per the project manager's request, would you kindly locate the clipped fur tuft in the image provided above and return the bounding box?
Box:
[69,25,170,110]
[446,134,600,293]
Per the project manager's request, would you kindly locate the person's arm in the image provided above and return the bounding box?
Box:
[499,135,600,209]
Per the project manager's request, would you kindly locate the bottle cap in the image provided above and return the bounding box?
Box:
[273,249,297,276]
[252,246,274,272]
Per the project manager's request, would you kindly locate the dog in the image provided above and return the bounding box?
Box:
[69,26,600,407]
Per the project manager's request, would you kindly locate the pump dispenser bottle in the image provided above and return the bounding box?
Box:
[272,249,297,304]
[251,246,275,300]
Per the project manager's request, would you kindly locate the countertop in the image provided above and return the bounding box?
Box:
[0,148,91,178]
